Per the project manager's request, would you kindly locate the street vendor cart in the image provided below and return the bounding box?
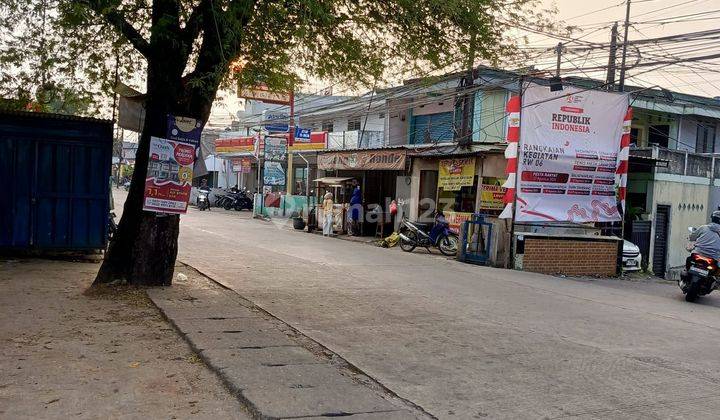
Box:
[312,177,355,234]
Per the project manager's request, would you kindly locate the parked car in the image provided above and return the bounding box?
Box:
[622,240,642,271]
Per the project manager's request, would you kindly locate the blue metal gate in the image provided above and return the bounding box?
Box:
[458,214,494,265]
[0,111,113,250]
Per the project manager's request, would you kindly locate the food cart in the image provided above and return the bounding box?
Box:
[312,177,355,234]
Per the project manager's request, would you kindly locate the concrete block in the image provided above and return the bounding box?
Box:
[172,316,273,334]
[202,345,322,370]
[240,380,397,418]
[187,327,296,351]
[294,411,421,420]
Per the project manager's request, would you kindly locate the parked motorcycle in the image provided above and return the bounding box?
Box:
[398,212,459,256]
[197,187,211,211]
[679,226,718,302]
[217,187,253,211]
[214,187,235,209]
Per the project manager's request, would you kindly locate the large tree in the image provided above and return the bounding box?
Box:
[1,0,558,285]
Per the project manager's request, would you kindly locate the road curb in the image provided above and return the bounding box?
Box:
[148,265,429,420]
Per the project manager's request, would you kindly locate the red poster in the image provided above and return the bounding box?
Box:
[143,136,195,214]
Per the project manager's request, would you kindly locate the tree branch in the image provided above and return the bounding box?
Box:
[180,0,210,48]
[80,1,151,58]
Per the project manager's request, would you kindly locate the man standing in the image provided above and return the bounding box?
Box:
[349,184,362,236]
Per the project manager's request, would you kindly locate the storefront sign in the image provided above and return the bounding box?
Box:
[264,137,287,161]
[318,149,406,170]
[295,126,311,140]
[237,83,291,105]
[289,131,327,151]
[438,157,476,191]
[263,161,286,186]
[143,136,195,214]
[167,115,203,147]
[480,177,506,210]
[262,111,289,133]
[516,84,628,222]
[215,136,255,154]
[444,211,473,235]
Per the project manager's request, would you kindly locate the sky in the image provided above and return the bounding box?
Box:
[206,0,720,129]
[533,0,720,96]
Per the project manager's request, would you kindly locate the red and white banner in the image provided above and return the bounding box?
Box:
[499,95,521,219]
[143,136,195,214]
[514,84,628,222]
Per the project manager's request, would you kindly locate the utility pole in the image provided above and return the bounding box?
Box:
[606,22,619,90]
[555,42,562,78]
[618,0,632,92]
[550,42,563,91]
[286,90,294,195]
[458,33,476,147]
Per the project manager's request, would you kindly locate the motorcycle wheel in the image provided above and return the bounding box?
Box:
[399,229,417,252]
[233,202,244,211]
[685,282,700,302]
[439,233,459,256]
[223,201,233,210]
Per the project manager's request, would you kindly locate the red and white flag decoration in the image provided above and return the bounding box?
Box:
[616,107,633,214]
[499,95,521,219]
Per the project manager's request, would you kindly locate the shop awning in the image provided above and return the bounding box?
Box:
[317,148,406,170]
[313,176,354,185]
[407,143,505,157]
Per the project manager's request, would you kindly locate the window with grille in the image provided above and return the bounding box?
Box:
[696,122,716,153]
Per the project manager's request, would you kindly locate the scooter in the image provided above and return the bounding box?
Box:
[197,187,211,211]
[679,227,718,302]
[108,212,117,241]
[398,212,459,256]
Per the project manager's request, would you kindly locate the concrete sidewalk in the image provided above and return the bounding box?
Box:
[0,259,251,420]
[148,265,425,420]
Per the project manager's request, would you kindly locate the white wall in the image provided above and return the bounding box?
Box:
[650,178,710,273]
[387,98,411,146]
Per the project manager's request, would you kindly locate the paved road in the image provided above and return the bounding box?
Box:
[162,198,720,419]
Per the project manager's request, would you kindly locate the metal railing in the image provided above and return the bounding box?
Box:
[327,130,384,150]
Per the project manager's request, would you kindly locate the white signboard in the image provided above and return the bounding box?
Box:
[515,84,628,223]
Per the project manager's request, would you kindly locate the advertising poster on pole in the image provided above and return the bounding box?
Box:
[142,136,196,214]
[438,157,476,191]
[479,177,506,211]
[231,158,243,172]
[263,161,286,186]
[264,137,287,162]
[240,158,252,173]
[167,115,203,147]
[515,84,628,222]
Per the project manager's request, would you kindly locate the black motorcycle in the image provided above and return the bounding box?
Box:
[398,213,459,256]
[681,227,719,302]
[680,253,718,302]
[219,188,253,211]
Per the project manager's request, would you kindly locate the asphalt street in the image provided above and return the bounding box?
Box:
[121,191,720,419]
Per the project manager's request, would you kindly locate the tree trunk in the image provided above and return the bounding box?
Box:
[94,56,215,286]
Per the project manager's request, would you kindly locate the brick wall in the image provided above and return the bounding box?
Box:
[521,237,619,276]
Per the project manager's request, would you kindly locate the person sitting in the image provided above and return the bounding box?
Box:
[689,210,720,261]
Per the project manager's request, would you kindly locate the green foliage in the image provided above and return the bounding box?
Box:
[2,0,562,119]
[0,0,130,115]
